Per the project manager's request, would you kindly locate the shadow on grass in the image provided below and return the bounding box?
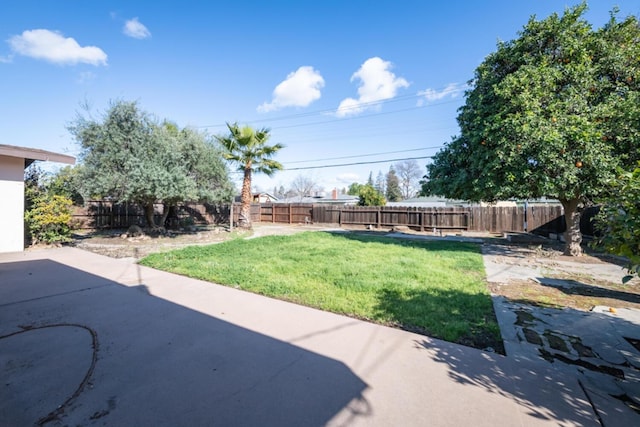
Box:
[374,287,505,354]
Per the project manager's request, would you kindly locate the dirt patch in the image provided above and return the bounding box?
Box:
[485,239,640,312]
[68,224,330,259]
[70,226,248,258]
[488,279,640,311]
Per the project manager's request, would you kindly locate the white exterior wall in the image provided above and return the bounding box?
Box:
[0,156,25,253]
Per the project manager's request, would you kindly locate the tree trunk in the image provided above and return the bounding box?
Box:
[238,167,253,229]
[560,198,583,256]
[144,202,158,228]
[161,204,175,229]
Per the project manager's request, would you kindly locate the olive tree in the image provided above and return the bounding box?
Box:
[427,4,640,255]
[69,100,232,228]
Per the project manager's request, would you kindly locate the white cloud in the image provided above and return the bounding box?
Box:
[336,57,409,117]
[417,82,468,105]
[8,29,107,66]
[123,18,151,39]
[258,66,325,112]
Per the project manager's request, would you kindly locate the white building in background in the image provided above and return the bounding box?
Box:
[0,145,75,253]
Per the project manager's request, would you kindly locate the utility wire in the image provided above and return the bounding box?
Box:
[285,146,443,164]
[270,104,447,130]
[196,92,463,130]
[284,156,433,171]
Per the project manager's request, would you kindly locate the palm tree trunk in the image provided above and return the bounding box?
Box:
[560,198,583,256]
[239,167,253,228]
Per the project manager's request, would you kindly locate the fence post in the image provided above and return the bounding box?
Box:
[420,209,424,232]
[376,207,381,229]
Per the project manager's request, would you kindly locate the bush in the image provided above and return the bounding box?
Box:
[595,165,640,283]
[25,194,73,245]
[358,184,386,206]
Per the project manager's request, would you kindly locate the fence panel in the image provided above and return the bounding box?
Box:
[73,201,574,236]
[290,204,313,224]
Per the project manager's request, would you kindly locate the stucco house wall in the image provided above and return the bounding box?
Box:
[0,145,75,253]
[0,155,26,252]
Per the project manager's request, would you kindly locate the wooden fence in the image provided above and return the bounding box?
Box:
[73,201,581,236]
[71,201,230,229]
[242,204,566,234]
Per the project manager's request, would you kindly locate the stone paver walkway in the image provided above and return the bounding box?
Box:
[483,244,640,426]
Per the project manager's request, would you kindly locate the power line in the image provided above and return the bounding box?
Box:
[284,156,433,171]
[285,146,443,164]
[195,90,463,130]
[274,124,457,146]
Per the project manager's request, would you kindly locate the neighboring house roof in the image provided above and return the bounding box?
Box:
[0,144,75,168]
[275,194,359,205]
[253,192,278,202]
[387,196,471,207]
[233,193,279,203]
[389,196,562,208]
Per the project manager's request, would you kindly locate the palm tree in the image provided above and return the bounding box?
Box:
[216,122,284,228]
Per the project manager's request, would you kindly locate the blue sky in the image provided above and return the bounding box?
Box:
[1,1,639,195]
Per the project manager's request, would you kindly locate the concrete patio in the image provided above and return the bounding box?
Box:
[1,247,604,426]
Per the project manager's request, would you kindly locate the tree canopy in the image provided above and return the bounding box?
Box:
[426,3,640,255]
[69,100,233,227]
[216,122,284,228]
[596,165,640,282]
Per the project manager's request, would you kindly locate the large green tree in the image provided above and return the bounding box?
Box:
[216,123,284,229]
[70,100,232,228]
[596,165,640,282]
[427,4,640,256]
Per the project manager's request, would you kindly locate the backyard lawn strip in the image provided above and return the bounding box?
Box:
[140,232,502,351]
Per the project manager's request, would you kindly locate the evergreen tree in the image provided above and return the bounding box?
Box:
[385,166,402,202]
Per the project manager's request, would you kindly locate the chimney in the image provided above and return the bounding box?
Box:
[332,188,338,200]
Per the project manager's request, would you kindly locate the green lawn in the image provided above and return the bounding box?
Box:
[140,231,502,349]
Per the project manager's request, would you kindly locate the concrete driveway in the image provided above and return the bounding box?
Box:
[1,247,601,426]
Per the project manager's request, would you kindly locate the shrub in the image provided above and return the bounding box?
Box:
[358,184,386,206]
[25,194,73,245]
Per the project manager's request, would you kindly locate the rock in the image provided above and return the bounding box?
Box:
[126,225,144,237]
